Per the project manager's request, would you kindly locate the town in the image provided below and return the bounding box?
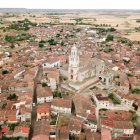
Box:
[0,9,140,140]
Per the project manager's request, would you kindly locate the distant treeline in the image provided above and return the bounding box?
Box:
[136,19,140,23]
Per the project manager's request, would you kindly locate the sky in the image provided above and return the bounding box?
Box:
[0,0,140,9]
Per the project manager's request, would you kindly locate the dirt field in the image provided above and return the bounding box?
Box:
[124,32,140,41]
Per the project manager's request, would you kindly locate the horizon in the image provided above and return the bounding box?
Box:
[0,0,140,9]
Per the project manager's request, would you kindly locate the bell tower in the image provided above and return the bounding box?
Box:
[68,45,79,82]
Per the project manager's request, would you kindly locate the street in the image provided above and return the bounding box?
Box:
[28,66,43,140]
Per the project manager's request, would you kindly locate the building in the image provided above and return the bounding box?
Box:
[91,89,113,109]
[42,58,61,69]
[68,117,83,136]
[59,126,69,140]
[37,85,53,104]
[101,128,112,140]
[37,103,51,121]
[73,94,96,120]
[17,106,31,122]
[100,119,134,137]
[32,120,56,140]
[51,98,72,114]
[60,45,114,91]
[13,125,29,138]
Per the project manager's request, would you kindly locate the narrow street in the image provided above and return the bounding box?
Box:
[28,66,43,140]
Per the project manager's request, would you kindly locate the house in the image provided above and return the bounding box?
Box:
[84,117,97,132]
[32,135,50,140]
[134,134,140,140]
[5,109,18,124]
[42,58,61,69]
[37,85,53,104]
[12,100,26,109]
[68,116,83,136]
[100,119,134,137]
[59,126,69,140]
[114,91,134,108]
[0,110,6,124]
[91,89,113,109]
[13,125,30,138]
[58,55,67,65]
[32,120,56,139]
[85,130,101,140]
[99,110,133,121]
[113,120,134,137]
[73,94,96,120]
[128,76,140,89]
[51,98,72,114]
[101,128,111,140]
[42,68,59,91]
[118,73,130,94]
[43,68,59,84]
[17,106,31,122]
[37,103,51,121]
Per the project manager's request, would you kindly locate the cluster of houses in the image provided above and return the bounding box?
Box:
[0,19,140,140]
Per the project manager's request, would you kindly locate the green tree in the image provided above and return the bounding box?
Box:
[106,34,114,42]
[10,44,15,49]
[42,82,47,87]
[131,88,140,94]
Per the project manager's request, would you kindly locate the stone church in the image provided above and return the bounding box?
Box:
[60,45,114,91]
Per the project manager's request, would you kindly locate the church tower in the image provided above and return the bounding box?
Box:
[68,45,79,82]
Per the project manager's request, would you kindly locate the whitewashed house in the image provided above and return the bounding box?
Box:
[42,58,61,69]
[85,118,97,132]
[51,98,72,114]
[91,89,113,109]
[37,85,53,104]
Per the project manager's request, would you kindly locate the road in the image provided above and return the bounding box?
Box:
[28,66,43,140]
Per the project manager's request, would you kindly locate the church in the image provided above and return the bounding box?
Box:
[60,45,114,91]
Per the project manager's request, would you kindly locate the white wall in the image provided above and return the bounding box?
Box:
[37,96,53,104]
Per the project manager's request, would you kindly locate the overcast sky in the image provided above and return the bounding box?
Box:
[0,0,140,9]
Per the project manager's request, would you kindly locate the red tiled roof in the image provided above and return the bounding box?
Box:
[37,103,51,114]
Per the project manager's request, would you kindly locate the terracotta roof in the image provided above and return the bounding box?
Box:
[37,85,53,98]
[59,126,69,140]
[101,128,111,140]
[99,110,133,121]
[33,120,50,136]
[14,125,30,134]
[32,134,49,140]
[68,116,83,132]
[73,94,96,118]
[37,103,51,114]
[101,119,134,130]
[52,98,71,108]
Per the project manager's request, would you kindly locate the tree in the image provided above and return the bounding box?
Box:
[42,82,47,87]
[56,33,61,38]
[7,93,17,100]
[2,70,9,75]
[10,44,15,49]
[60,41,64,46]
[39,43,44,48]
[131,88,140,94]
[53,91,62,98]
[74,18,83,24]
[106,34,114,42]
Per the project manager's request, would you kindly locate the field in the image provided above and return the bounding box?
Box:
[1,11,140,41]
